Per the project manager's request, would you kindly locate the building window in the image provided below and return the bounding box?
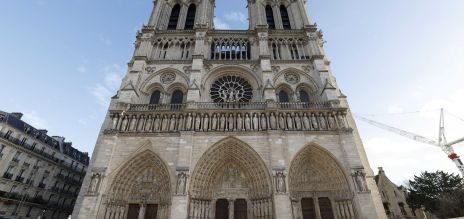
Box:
[280,5,291,29]
[0,144,5,156]
[299,90,310,103]
[265,5,275,29]
[210,75,253,103]
[170,90,184,104]
[278,90,290,102]
[185,4,196,30]
[150,90,161,104]
[167,4,181,30]
[4,130,12,139]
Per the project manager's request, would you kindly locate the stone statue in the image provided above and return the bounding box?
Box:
[328,113,337,130]
[228,114,234,131]
[286,114,293,130]
[310,113,318,130]
[203,114,209,131]
[137,115,145,131]
[220,114,226,131]
[275,172,286,193]
[252,113,259,130]
[169,115,177,131]
[260,113,267,130]
[337,113,346,129]
[162,115,169,131]
[178,114,184,131]
[302,113,310,130]
[294,113,302,130]
[278,114,286,130]
[129,115,137,131]
[176,172,188,195]
[211,114,218,130]
[269,113,277,130]
[145,115,153,132]
[186,113,193,130]
[153,115,160,131]
[353,170,368,192]
[319,113,327,130]
[194,114,201,131]
[245,114,251,130]
[237,114,243,130]
[88,173,102,194]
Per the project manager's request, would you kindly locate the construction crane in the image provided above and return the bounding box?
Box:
[355,109,464,176]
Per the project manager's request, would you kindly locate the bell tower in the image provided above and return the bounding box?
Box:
[73,0,387,219]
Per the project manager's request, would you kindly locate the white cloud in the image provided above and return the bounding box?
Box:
[224,11,247,23]
[387,105,403,114]
[91,64,124,107]
[22,110,49,129]
[77,66,87,73]
[214,17,231,29]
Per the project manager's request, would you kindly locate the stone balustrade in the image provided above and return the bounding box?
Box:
[106,102,350,134]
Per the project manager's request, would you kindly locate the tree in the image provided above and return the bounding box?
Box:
[438,188,464,218]
[407,171,464,218]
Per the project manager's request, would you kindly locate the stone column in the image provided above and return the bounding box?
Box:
[138,204,146,219]
[314,196,322,219]
[177,4,188,30]
[148,0,160,27]
[229,199,234,219]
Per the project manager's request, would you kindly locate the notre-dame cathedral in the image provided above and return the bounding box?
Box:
[72,0,386,218]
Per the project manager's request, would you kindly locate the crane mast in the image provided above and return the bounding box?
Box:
[355,110,464,176]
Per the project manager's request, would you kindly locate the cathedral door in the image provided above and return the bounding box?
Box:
[216,199,229,219]
[234,199,247,219]
[145,204,158,219]
[318,198,334,219]
[301,198,316,219]
[126,204,140,219]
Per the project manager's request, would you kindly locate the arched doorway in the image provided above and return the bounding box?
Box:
[189,138,273,219]
[289,145,356,219]
[103,151,172,219]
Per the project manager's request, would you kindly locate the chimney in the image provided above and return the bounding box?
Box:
[11,112,23,120]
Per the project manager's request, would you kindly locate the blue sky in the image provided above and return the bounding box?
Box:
[1,0,463,184]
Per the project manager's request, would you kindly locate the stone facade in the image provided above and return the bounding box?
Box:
[73,0,386,218]
[0,111,89,219]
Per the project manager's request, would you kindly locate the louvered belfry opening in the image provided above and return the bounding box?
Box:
[185,4,196,29]
[167,4,181,30]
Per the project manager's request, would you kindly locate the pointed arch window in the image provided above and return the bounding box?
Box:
[167,4,181,30]
[280,5,291,29]
[299,90,310,103]
[185,4,196,30]
[278,90,290,102]
[265,5,275,29]
[150,91,161,104]
[170,90,184,104]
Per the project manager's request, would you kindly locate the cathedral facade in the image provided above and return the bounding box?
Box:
[72,0,386,218]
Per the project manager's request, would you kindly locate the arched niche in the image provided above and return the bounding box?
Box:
[103,150,173,219]
[190,137,272,199]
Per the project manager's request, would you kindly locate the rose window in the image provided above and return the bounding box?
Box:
[210,75,253,103]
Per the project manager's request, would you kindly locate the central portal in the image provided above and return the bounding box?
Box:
[188,138,274,219]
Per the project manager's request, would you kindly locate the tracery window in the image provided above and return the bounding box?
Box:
[167,4,181,30]
[150,91,161,104]
[299,90,310,103]
[280,5,291,29]
[185,4,196,30]
[265,5,275,29]
[170,90,184,104]
[210,75,253,103]
[278,90,290,102]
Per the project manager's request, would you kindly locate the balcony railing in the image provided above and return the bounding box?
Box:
[107,102,349,134]
[126,102,333,112]
[3,172,13,179]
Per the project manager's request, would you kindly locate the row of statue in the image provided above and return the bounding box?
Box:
[188,198,273,219]
[110,111,349,133]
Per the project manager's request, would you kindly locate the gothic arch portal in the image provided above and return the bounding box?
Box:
[103,149,172,219]
[289,144,357,219]
[188,137,274,219]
